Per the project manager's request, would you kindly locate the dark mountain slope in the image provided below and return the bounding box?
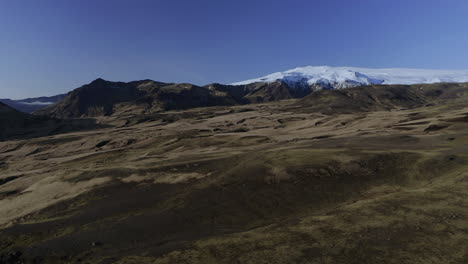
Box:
[0,102,102,141]
[293,84,432,114]
[138,83,240,111]
[206,81,306,103]
[35,79,148,118]
[241,81,297,102]
[36,79,242,118]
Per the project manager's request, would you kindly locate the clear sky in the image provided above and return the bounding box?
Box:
[1,0,468,99]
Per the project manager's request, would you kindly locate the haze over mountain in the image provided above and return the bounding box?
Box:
[0,94,67,113]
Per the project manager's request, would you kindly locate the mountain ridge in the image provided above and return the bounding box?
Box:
[34,79,242,118]
[7,66,468,118]
[33,77,468,118]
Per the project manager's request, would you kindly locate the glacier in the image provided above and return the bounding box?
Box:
[232,66,468,89]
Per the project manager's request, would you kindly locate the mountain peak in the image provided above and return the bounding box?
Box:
[232,66,468,89]
[90,78,108,85]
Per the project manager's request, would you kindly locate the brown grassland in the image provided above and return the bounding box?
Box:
[1,83,468,263]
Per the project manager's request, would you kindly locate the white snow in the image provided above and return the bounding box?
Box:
[232,66,468,89]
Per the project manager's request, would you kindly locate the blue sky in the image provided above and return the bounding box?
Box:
[1,0,468,99]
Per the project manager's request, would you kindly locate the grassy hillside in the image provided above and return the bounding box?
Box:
[1,83,468,263]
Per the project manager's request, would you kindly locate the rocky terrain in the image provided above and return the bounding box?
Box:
[1,82,468,263]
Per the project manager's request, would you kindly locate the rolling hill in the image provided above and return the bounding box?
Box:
[2,82,468,263]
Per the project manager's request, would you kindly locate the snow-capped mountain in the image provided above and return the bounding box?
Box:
[232,66,468,90]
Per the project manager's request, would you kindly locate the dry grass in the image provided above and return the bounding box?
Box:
[2,88,468,263]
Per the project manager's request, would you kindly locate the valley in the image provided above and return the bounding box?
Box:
[1,82,468,263]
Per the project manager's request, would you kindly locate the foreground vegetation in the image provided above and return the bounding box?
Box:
[1,83,468,263]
